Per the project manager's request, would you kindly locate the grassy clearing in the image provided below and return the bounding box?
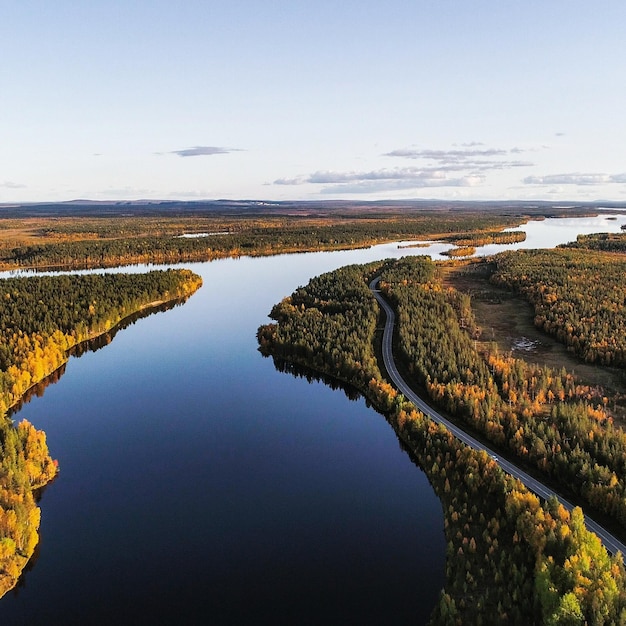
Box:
[442,260,626,422]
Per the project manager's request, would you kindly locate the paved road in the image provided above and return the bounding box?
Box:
[370,278,626,558]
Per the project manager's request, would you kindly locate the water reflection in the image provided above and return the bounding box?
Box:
[269,354,431,464]
[267,355,363,402]
[7,297,188,417]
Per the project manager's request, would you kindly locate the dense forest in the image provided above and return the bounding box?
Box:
[563,232,626,253]
[0,212,526,270]
[379,256,626,528]
[259,257,626,624]
[0,269,202,596]
[490,248,626,366]
[439,229,527,258]
[441,229,527,247]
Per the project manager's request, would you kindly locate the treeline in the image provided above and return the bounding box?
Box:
[490,248,626,365]
[380,382,626,625]
[441,246,476,258]
[258,262,384,389]
[0,213,524,270]
[258,258,626,624]
[563,232,626,254]
[0,270,203,413]
[0,419,58,597]
[441,230,527,247]
[0,268,202,596]
[380,256,626,528]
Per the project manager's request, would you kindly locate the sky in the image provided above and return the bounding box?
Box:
[2,1,626,204]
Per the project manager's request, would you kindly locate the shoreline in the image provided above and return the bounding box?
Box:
[0,276,202,599]
[5,292,199,416]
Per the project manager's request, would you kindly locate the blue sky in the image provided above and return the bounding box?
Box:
[2,1,626,203]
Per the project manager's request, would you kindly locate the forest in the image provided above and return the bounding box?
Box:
[0,210,529,270]
[563,232,626,253]
[440,229,527,247]
[490,248,626,366]
[0,268,202,596]
[258,256,626,624]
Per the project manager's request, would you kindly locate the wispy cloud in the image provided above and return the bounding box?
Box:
[383,146,533,171]
[273,167,485,194]
[274,177,306,185]
[1,181,26,189]
[524,172,626,185]
[272,143,533,194]
[319,175,483,195]
[169,146,242,157]
[385,147,508,160]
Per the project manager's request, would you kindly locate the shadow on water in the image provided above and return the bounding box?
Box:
[267,354,429,471]
[7,297,188,418]
[265,354,444,624]
[268,354,364,402]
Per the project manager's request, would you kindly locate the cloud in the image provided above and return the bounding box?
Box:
[273,176,307,185]
[272,143,535,195]
[524,173,626,186]
[169,146,241,157]
[384,147,509,160]
[383,146,533,172]
[319,175,483,195]
[274,166,487,194]
[1,181,26,189]
[307,168,445,184]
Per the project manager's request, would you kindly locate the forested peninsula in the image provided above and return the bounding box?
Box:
[258,256,626,624]
[0,268,202,596]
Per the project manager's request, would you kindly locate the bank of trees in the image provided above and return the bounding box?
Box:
[380,256,626,528]
[490,248,626,366]
[563,233,626,254]
[441,230,527,247]
[258,262,384,391]
[0,270,202,414]
[386,389,626,625]
[0,268,202,596]
[0,213,524,270]
[259,257,626,624]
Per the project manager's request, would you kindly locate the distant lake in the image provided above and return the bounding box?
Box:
[1,213,625,625]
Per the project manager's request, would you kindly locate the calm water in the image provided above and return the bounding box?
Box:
[1,213,625,625]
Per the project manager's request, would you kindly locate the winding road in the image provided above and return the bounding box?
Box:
[370,278,626,559]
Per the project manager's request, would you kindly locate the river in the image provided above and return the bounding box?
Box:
[1,213,625,624]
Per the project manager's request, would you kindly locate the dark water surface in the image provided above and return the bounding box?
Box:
[0,249,447,625]
[2,213,626,624]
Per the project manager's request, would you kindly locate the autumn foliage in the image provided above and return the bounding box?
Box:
[491,248,626,366]
[0,269,202,596]
[259,256,626,624]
